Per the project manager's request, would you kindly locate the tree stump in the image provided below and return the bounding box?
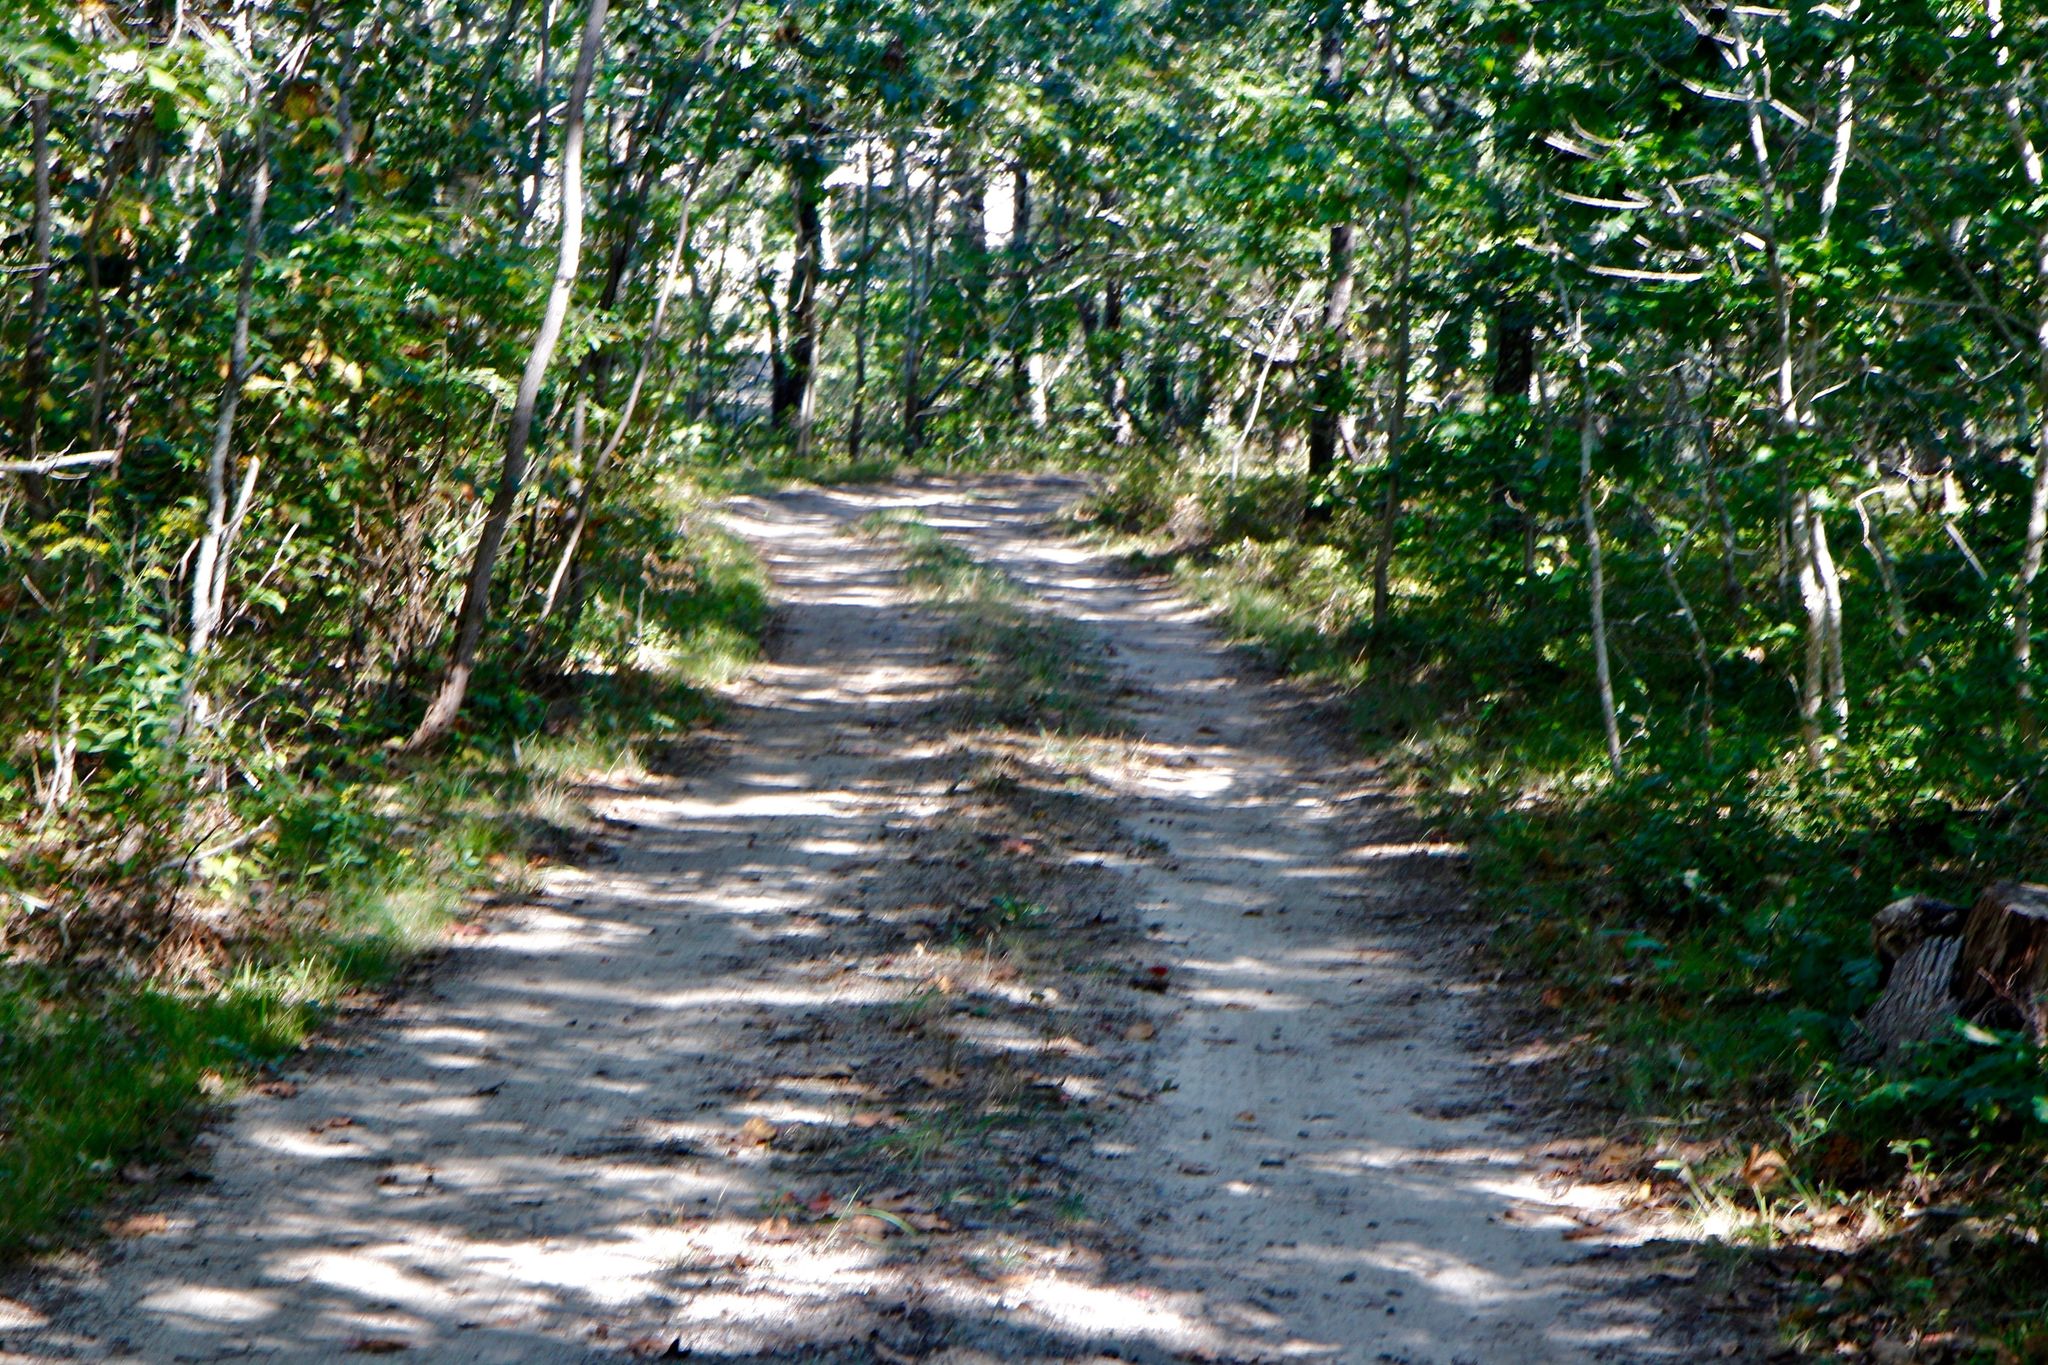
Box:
[1850,884,2048,1061]
[1951,881,2048,1041]
[1848,895,1964,1062]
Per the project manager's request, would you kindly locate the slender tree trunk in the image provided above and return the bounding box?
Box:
[1855,490,1913,644]
[1009,161,1045,427]
[899,137,936,458]
[1101,276,1132,444]
[177,130,271,738]
[2015,337,2048,720]
[22,96,52,459]
[1574,318,1624,781]
[1650,514,1716,763]
[782,140,823,456]
[1732,6,1846,755]
[1542,205,1624,779]
[460,0,532,139]
[1816,1,1860,242]
[1369,185,1413,626]
[334,15,362,223]
[847,146,875,462]
[1793,490,1848,760]
[408,0,607,750]
[516,0,557,235]
[1304,5,1354,504]
[1674,362,1743,606]
[537,187,695,633]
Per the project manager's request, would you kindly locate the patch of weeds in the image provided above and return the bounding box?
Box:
[893,987,946,1035]
[863,513,1117,737]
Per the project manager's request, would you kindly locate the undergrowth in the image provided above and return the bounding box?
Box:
[0,512,768,1255]
[1084,454,2048,1357]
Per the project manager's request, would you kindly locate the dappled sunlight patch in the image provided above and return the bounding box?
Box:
[133,1285,277,1327]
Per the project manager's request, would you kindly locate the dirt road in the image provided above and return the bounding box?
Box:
[9,478,1719,1363]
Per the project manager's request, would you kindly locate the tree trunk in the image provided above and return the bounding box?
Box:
[1489,304,1534,402]
[1574,316,1624,780]
[18,95,52,464]
[177,130,270,739]
[517,0,558,235]
[847,147,875,462]
[1369,186,1414,626]
[1794,491,1848,760]
[1303,4,1354,504]
[898,135,933,459]
[537,185,695,635]
[1009,161,1045,427]
[1853,883,2048,1059]
[1954,882,2048,1040]
[772,126,823,456]
[1101,275,1132,445]
[408,0,607,751]
[1731,7,1847,759]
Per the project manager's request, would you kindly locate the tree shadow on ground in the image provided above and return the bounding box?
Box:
[5,482,1730,1364]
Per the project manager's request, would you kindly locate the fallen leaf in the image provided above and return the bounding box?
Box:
[1741,1145,1790,1192]
[738,1116,777,1146]
[1124,1020,1157,1042]
[846,1213,896,1239]
[1235,1110,1257,1124]
[253,1079,298,1099]
[914,1067,963,1090]
[105,1213,171,1238]
[343,1339,411,1355]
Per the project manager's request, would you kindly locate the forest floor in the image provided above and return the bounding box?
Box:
[1,476,1772,1363]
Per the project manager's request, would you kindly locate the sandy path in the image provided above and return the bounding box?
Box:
[7,477,1711,1363]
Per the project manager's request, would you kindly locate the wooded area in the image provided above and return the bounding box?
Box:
[6,0,2048,1348]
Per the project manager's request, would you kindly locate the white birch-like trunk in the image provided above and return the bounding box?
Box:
[176,129,270,741]
[408,0,608,749]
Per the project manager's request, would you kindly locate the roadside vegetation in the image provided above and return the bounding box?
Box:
[1086,460,2048,1357]
[0,507,766,1252]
